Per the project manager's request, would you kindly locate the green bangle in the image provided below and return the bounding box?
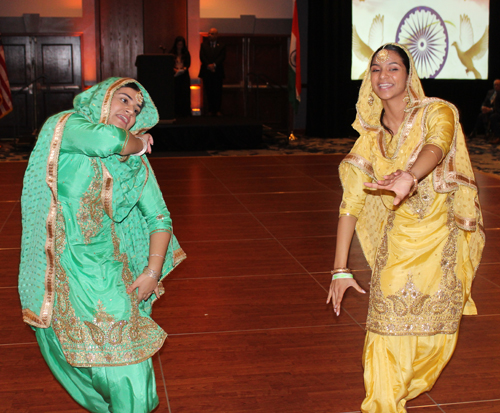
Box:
[331,272,354,281]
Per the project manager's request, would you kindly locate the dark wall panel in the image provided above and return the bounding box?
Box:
[41,44,75,84]
[99,0,144,79]
[143,0,187,54]
[248,36,288,86]
[3,44,29,85]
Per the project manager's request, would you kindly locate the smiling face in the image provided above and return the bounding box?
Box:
[108,86,142,130]
[370,50,409,104]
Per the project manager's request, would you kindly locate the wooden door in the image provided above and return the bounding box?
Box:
[0,36,35,138]
[35,36,82,122]
[0,35,82,139]
[99,0,143,79]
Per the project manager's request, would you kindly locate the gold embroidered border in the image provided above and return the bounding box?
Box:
[156,247,187,286]
[421,99,478,194]
[100,78,136,125]
[100,161,114,218]
[342,153,375,180]
[378,105,419,160]
[77,159,105,244]
[139,158,150,201]
[22,308,45,327]
[52,210,167,367]
[408,84,420,107]
[394,106,420,158]
[404,176,435,220]
[173,247,187,265]
[356,107,380,133]
[366,195,463,336]
[455,213,477,232]
[150,228,173,235]
[478,222,485,242]
[24,112,75,328]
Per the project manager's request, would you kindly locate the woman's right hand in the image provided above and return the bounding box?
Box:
[326,278,366,316]
[364,169,414,205]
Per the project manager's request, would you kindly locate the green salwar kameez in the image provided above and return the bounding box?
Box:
[19,78,186,412]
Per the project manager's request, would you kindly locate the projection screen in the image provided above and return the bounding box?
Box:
[352,0,489,80]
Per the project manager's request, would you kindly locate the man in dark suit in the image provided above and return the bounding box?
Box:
[489,79,500,142]
[470,79,500,139]
[198,28,226,116]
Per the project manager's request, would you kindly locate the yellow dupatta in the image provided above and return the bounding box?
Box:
[340,44,484,334]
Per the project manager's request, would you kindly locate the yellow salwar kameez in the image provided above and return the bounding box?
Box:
[339,44,484,413]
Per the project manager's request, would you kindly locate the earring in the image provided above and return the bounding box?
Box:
[368,93,374,106]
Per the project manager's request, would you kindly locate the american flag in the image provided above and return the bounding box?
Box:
[0,36,13,119]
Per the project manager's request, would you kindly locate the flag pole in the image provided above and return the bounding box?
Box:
[288,0,301,142]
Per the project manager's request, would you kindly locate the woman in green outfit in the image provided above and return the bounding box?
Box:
[19,77,186,412]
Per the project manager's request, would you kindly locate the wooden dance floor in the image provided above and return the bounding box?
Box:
[1,154,500,412]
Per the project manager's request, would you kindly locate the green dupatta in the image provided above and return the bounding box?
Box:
[19,77,185,328]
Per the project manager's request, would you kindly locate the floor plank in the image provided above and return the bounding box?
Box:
[4,154,500,413]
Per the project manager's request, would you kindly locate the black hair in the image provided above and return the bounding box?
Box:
[169,36,188,56]
[371,44,410,73]
[121,82,145,109]
[371,44,410,136]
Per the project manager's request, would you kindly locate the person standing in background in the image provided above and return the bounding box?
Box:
[169,36,192,118]
[469,78,500,140]
[199,28,226,116]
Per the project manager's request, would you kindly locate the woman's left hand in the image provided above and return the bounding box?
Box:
[127,273,160,302]
[138,133,154,154]
[364,169,414,205]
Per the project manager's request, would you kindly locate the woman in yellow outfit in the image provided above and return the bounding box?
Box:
[327,44,484,412]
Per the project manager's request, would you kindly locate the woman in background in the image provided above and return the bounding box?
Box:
[327,44,484,412]
[19,77,186,412]
[170,36,192,117]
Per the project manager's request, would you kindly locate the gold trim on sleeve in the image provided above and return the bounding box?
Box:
[342,153,375,180]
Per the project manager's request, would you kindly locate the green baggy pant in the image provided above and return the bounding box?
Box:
[35,327,159,413]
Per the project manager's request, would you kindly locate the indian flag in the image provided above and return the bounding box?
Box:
[288,0,301,112]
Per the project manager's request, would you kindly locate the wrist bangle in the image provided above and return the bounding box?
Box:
[331,272,354,281]
[132,135,147,156]
[143,266,160,281]
[149,254,165,259]
[331,267,351,275]
[407,170,418,197]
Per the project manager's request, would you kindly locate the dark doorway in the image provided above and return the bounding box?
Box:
[0,35,82,139]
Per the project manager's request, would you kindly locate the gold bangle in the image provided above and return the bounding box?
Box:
[407,170,418,197]
[143,266,160,281]
[421,146,442,163]
[331,268,351,275]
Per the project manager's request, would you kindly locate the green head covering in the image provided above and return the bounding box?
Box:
[73,77,159,134]
[19,78,182,328]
